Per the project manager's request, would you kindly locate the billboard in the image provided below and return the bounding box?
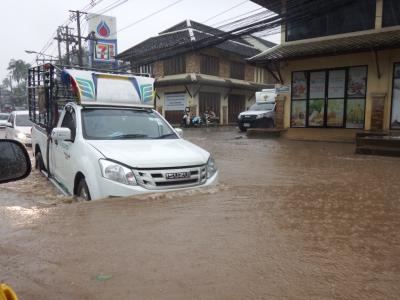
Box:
[87,13,117,65]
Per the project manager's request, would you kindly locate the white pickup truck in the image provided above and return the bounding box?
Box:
[30,66,218,200]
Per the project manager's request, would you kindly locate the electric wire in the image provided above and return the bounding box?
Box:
[203,0,249,23]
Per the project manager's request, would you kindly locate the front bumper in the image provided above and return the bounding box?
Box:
[91,171,219,200]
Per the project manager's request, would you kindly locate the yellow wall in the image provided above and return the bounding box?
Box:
[278,49,400,130]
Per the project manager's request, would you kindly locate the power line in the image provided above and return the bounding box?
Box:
[114,0,185,35]
[120,0,356,67]
[210,7,265,27]
[88,0,129,18]
[203,0,249,23]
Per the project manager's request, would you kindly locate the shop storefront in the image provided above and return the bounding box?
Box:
[291,66,367,129]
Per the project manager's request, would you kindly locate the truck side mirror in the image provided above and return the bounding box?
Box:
[0,140,31,184]
[51,127,72,142]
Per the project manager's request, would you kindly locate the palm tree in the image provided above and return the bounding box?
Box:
[2,77,12,93]
[7,59,31,86]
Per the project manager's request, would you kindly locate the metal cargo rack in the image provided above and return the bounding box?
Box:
[27,64,151,134]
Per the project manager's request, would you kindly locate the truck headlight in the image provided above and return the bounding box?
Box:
[99,159,137,186]
[17,132,26,139]
[256,112,272,119]
[206,156,217,178]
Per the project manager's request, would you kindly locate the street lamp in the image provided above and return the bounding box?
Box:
[24,50,58,59]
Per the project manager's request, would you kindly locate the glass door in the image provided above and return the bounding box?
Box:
[327,69,346,127]
[308,71,326,127]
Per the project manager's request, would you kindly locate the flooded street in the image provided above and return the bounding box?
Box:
[1,127,400,299]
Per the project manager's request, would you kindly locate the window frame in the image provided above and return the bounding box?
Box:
[230,61,245,80]
[60,106,77,142]
[200,54,220,76]
[163,55,186,75]
[390,62,400,130]
[290,65,368,129]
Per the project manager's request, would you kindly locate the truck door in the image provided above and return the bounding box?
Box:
[52,107,77,193]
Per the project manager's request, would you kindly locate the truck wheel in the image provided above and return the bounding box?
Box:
[77,179,91,201]
[36,151,46,172]
[239,126,247,132]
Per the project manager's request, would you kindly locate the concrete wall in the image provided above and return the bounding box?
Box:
[277,48,400,130]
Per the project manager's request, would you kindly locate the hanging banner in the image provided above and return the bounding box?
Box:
[87,13,117,64]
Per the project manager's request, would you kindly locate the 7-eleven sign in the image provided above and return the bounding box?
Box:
[94,41,116,62]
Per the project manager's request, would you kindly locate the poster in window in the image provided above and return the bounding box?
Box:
[291,100,306,127]
[346,99,365,128]
[328,70,346,98]
[292,72,307,99]
[391,78,400,129]
[327,99,344,127]
[309,71,326,99]
[308,99,325,127]
[347,66,367,98]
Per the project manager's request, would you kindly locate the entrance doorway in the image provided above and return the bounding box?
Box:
[199,92,221,118]
[228,94,245,123]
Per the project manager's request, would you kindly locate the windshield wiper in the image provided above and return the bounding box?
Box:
[156,133,177,139]
[110,134,149,139]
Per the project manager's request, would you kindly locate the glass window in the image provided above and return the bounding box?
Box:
[249,102,275,111]
[291,100,306,128]
[61,109,76,141]
[291,66,367,128]
[286,0,376,41]
[347,66,367,98]
[292,72,307,99]
[15,114,33,127]
[383,0,400,27]
[0,114,9,121]
[328,70,346,99]
[346,99,365,129]
[327,99,344,127]
[82,109,177,140]
[390,63,400,129]
[308,99,325,127]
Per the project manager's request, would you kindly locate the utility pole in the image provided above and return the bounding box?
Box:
[65,26,73,65]
[56,27,62,64]
[69,10,87,67]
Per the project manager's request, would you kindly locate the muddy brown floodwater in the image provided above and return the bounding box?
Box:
[1,127,400,299]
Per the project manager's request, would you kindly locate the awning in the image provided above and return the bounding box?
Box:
[250,28,400,62]
[155,73,273,91]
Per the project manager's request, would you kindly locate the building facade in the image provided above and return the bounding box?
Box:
[117,20,276,124]
[251,0,400,134]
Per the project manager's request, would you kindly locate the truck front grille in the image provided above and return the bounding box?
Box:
[134,166,207,190]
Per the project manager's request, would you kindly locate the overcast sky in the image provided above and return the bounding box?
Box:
[0,0,279,80]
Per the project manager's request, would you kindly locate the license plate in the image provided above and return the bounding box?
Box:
[165,172,191,180]
[243,123,251,127]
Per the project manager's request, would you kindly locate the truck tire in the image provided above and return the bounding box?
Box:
[36,151,46,172]
[77,179,91,201]
[239,126,247,132]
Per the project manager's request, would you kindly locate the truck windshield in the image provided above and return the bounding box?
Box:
[81,108,178,140]
[249,103,275,111]
[15,114,33,126]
